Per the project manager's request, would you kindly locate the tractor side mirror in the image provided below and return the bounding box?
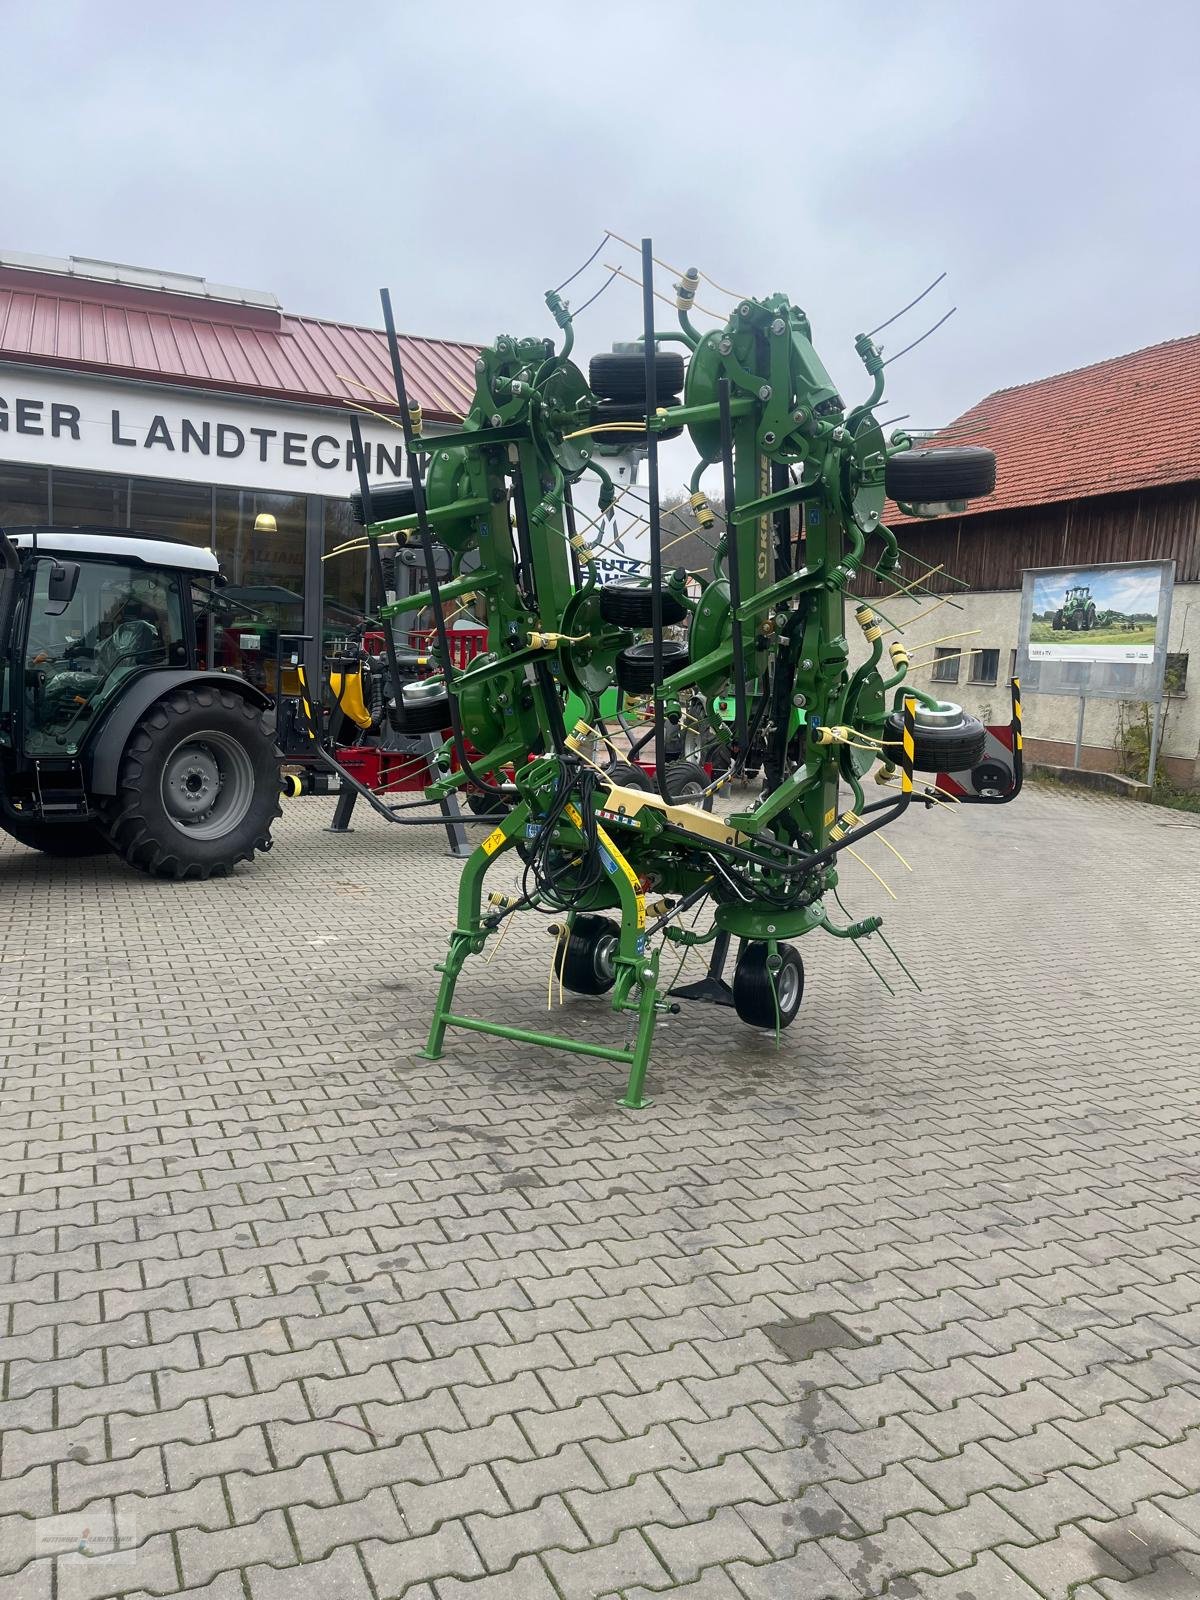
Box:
[45,561,81,616]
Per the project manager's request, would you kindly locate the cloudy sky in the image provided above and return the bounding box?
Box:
[4,0,1197,487]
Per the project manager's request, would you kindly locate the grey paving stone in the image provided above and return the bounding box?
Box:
[4,789,1200,1600]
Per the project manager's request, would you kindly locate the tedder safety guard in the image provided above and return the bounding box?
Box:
[350,237,1017,1107]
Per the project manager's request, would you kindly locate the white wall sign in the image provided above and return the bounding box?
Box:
[0,366,405,498]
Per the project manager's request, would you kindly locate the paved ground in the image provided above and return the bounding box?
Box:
[2,784,1200,1600]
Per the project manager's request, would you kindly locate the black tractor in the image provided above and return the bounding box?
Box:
[0,525,282,879]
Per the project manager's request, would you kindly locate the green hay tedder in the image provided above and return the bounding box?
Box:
[347,240,1021,1105]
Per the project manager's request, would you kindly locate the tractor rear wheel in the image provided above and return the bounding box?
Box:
[103,687,281,881]
[733,942,805,1030]
[0,817,111,857]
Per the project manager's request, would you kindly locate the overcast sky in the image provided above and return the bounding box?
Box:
[4,0,1197,489]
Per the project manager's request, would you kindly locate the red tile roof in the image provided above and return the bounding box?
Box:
[886,333,1200,523]
[0,266,480,423]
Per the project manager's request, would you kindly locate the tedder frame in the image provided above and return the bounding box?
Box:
[350,238,1020,1107]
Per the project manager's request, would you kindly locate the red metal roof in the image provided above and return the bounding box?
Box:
[887,333,1200,524]
[0,265,480,423]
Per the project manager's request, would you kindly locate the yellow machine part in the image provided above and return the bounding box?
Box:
[328,669,372,730]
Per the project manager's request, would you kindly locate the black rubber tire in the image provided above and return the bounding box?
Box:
[555,914,621,996]
[885,446,996,503]
[663,759,712,808]
[603,761,652,792]
[0,817,111,857]
[881,709,987,773]
[103,688,281,881]
[350,481,416,527]
[733,942,805,1030]
[1052,610,1064,630]
[465,777,514,816]
[971,759,1013,798]
[616,640,689,692]
[589,351,685,403]
[398,691,452,734]
[589,400,684,445]
[599,582,688,629]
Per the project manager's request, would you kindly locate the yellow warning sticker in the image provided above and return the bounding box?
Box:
[481,827,507,857]
[596,823,646,929]
[824,806,836,826]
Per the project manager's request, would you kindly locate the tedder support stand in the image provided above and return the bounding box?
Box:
[327,732,471,857]
[670,929,737,1008]
[418,793,667,1109]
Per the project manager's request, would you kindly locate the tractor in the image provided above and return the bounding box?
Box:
[1053,585,1098,630]
[0,525,283,878]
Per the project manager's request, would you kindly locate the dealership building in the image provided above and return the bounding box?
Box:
[0,250,478,665]
[864,334,1200,787]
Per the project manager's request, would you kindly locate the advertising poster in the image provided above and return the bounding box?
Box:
[1027,564,1164,664]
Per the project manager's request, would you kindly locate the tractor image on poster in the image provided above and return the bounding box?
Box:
[1053,584,1098,630]
[341,238,1022,1106]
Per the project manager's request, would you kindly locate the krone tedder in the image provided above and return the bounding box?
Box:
[354,240,1020,1106]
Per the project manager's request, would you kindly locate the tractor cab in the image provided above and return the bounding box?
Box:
[2,528,213,758]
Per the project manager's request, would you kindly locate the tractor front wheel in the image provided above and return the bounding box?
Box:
[103,687,281,880]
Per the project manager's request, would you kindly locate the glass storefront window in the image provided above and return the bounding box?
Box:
[53,468,130,528]
[213,489,307,691]
[130,476,214,548]
[323,499,368,642]
[0,462,49,526]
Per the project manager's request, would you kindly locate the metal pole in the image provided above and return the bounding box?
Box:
[641,238,672,804]
[1147,699,1163,791]
[1074,695,1085,769]
[717,379,749,760]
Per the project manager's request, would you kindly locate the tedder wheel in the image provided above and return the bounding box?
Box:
[350,480,416,527]
[589,351,685,403]
[555,913,621,996]
[616,640,689,692]
[398,685,452,734]
[103,687,281,881]
[0,817,112,857]
[733,942,805,1030]
[663,759,712,808]
[881,702,987,772]
[599,582,688,629]
[884,446,996,504]
[604,760,652,792]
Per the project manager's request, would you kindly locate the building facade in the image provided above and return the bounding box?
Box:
[0,252,478,674]
[857,335,1200,787]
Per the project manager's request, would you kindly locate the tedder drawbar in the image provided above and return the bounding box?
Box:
[349,239,1021,1106]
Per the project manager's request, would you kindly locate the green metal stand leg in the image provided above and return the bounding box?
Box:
[618,953,661,1110]
[421,931,472,1060]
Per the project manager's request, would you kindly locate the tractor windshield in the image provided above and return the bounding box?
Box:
[22,560,186,754]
